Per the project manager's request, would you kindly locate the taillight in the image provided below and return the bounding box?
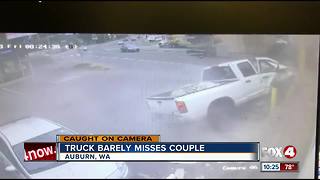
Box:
[176,101,188,113]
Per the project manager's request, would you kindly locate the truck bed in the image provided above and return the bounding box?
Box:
[146,80,237,114]
[147,80,236,100]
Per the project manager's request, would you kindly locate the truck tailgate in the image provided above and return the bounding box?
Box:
[146,97,177,114]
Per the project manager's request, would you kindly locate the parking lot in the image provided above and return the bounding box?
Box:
[0,35,318,178]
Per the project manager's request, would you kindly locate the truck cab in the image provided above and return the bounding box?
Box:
[202,57,279,105]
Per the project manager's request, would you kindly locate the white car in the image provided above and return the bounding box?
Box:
[118,39,129,45]
[0,117,128,178]
[147,57,294,123]
[154,37,163,41]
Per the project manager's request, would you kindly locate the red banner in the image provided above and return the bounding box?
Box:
[280,162,298,172]
[24,142,57,161]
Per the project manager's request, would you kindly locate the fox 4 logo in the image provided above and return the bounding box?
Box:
[261,145,297,159]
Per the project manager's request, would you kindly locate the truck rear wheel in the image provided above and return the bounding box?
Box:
[207,100,236,128]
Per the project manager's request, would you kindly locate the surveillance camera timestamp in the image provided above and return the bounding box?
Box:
[0,43,77,50]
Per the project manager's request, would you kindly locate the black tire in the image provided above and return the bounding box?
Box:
[207,100,236,128]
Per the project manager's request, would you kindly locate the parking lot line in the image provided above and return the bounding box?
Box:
[54,75,82,84]
[0,87,25,96]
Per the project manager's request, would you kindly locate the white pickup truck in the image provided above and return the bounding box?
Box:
[146,57,294,123]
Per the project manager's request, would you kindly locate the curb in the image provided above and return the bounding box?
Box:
[0,75,31,88]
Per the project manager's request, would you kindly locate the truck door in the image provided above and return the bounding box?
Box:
[235,61,261,103]
[256,58,277,94]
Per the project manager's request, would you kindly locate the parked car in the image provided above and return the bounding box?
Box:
[130,37,137,41]
[91,34,98,41]
[120,44,140,52]
[158,40,171,48]
[117,39,129,45]
[0,117,128,178]
[79,46,88,51]
[155,36,163,41]
[0,151,24,178]
[147,35,156,42]
[158,40,187,48]
[146,57,293,124]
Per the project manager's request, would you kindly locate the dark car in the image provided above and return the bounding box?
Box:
[120,44,140,52]
[158,40,187,48]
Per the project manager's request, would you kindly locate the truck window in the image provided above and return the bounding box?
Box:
[237,62,256,77]
[202,66,236,81]
[259,60,276,73]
